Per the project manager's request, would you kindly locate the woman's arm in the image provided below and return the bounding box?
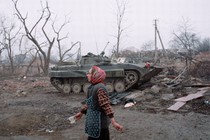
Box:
[74,104,88,120]
[97,88,123,131]
[97,88,114,118]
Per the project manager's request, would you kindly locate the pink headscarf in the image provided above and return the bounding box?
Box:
[89,66,106,84]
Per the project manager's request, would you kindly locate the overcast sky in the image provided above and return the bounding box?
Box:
[0,0,210,55]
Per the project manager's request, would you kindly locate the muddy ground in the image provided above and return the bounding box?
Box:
[0,76,210,140]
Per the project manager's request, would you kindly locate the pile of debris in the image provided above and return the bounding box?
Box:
[167,87,209,111]
[191,60,210,80]
[0,76,51,95]
[108,57,210,114]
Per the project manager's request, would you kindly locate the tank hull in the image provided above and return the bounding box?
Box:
[49,61,163,94]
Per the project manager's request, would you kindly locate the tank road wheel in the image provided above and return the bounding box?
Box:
[51,78,63,89]
[114,81,125,93]
[63,84,71,94]
[106,83,114,93]
[83,83,91,94]
[72,83,82,94]
[125,71,138,84]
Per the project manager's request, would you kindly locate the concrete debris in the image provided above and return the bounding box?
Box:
[124,102,136,108]
[204,100,210,105]
[124,98,136,108]
[161,94,175,101]
[151,85,161,93]
[109,92,131,105]
[124,91,144,101]
[45,129,54,133]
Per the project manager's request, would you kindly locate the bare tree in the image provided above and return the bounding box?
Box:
[0,31,6,64]
[141,41,154,51]
[0,16,22,74]
[24,49,39,76]
[52,16,80,62]
[12,0,56,75]
[12,0,80,75]
[113,0,129,58]
[198,38,210,52]
[170,19,200,74]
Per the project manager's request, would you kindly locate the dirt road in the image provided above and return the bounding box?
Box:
[0,77,210,140]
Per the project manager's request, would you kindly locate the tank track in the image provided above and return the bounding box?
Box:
[50,70,139,94]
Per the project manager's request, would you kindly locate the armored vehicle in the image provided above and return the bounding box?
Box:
[49,52,163,94]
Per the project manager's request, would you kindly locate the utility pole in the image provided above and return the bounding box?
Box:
[154,19,158,62]
[153,19,166,63]
[156,27,166,55]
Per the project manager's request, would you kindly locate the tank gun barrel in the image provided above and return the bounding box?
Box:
[100,41,109,56]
